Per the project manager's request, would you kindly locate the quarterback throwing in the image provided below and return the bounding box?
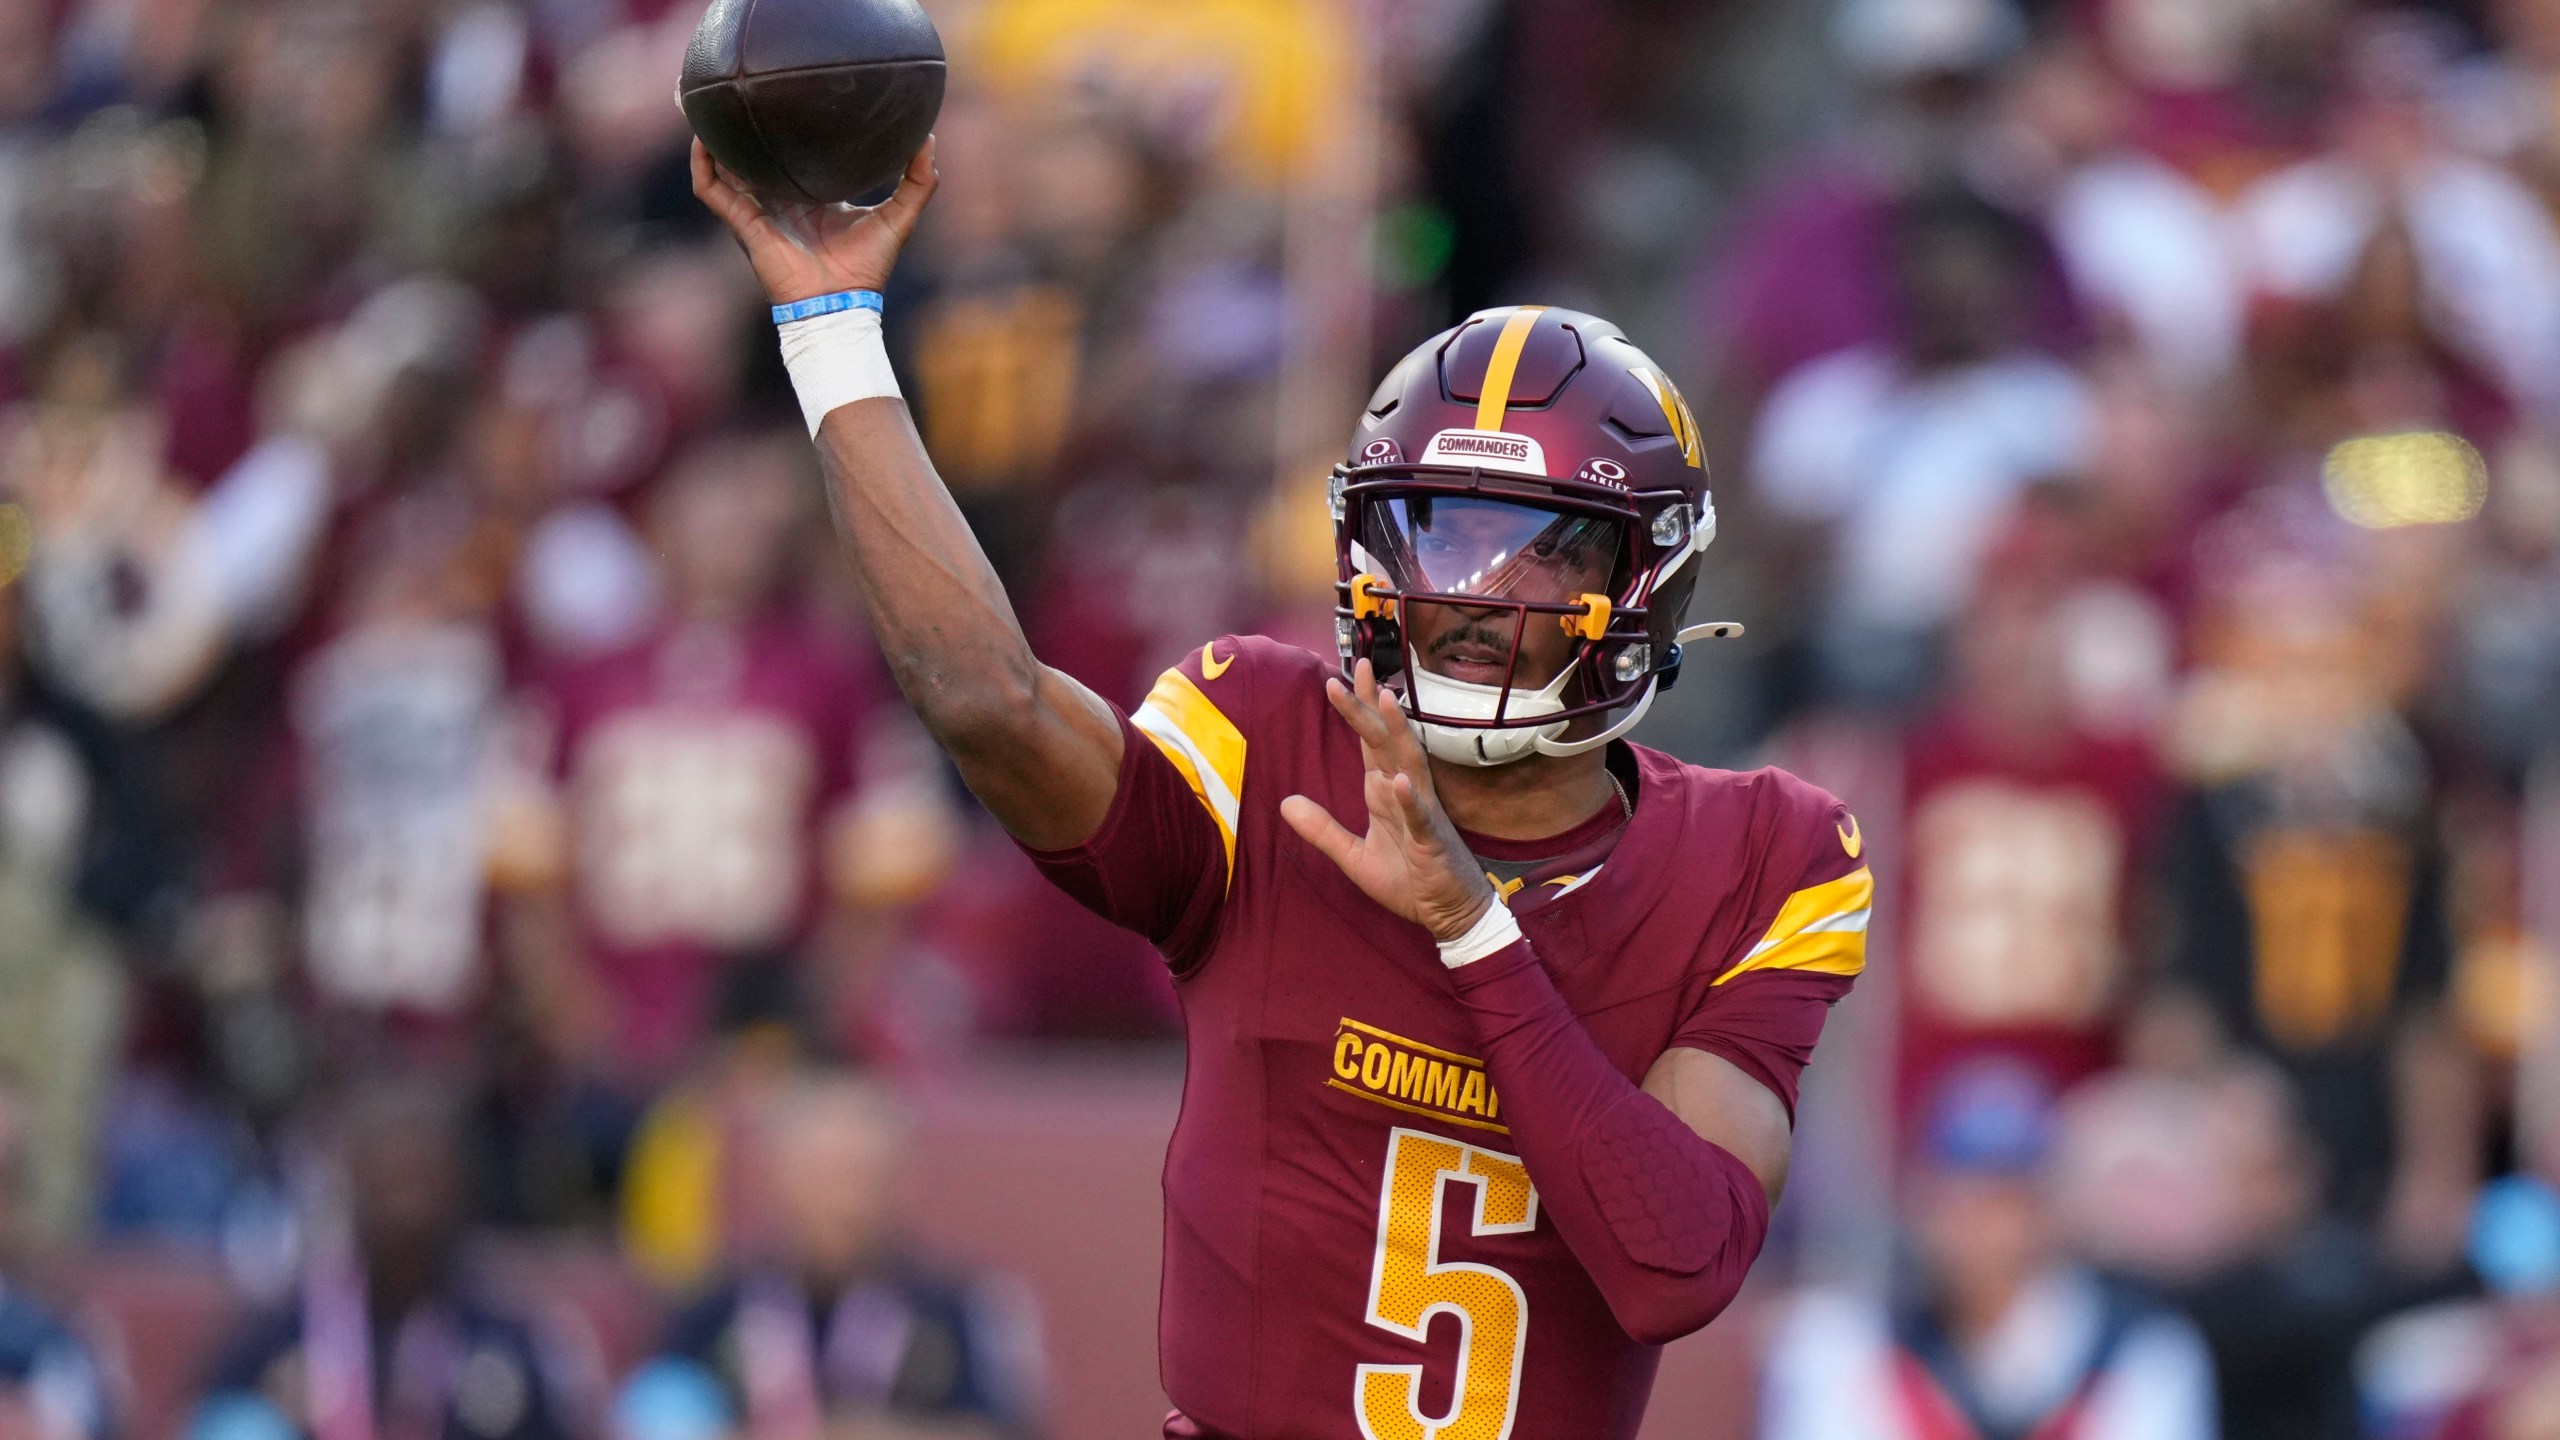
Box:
[695,138,1869,1440]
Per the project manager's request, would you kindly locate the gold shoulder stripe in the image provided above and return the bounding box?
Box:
[1473,307,1548,432]
[1133,666,1246,885]
[1715,864,1871,985]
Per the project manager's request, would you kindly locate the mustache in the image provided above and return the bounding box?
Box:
[1427,618,1519,659]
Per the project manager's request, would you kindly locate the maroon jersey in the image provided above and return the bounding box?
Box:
[538,614,876,1075]
[1029,636,1867,1440]
[1895,713,2163,1119]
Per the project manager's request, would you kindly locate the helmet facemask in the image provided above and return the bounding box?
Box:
[1342,486,1656,767]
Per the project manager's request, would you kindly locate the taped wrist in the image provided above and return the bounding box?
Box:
[1437,900,1522,968]
[778,304,900,436]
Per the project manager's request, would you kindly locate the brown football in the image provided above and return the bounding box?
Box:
[678,0,945,206]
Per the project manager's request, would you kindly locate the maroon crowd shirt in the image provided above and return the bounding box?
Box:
[1029,637,1870,1440]
[537,613,877,1077]
[1894,711,2164,1125]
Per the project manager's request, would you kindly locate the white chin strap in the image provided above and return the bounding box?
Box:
[1402,622,1746,768]
[1408,662,1626,767]
[1408,663,1569,767]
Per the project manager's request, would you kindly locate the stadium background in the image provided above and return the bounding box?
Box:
[0,0,2557,1434]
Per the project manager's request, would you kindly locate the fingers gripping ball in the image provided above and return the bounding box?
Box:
[679,0,945,205]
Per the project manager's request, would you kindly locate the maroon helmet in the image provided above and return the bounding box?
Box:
[1332,305,1731,766]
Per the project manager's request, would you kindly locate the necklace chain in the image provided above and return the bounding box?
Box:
[1608,771,1633,821]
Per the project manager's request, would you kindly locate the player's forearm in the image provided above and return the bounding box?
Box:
[815,399,1037,729]
[812,398,1122,846]
[1447,938,1769,1345]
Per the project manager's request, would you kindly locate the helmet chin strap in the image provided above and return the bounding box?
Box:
[1405,622,1746,767]
[1406,661,1577,767]
[1531,676,1658,758]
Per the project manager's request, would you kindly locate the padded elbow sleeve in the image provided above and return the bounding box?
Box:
[1580,1088,1770,1276]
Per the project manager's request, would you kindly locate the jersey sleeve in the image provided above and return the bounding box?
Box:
[1020,642,1248,972]
[1673,777,1871,1120]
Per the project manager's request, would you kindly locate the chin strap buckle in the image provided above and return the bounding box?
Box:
[1560,593,1612,641]
[1350,574,1399,621]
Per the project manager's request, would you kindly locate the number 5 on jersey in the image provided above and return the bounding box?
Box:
[1357,1129,1540,1440]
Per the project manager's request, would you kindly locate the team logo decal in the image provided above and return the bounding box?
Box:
[1358,437,1403,464]
[1421,428,1549,477]
[1633,368,1703,468]
[1330,1017,1507,1133]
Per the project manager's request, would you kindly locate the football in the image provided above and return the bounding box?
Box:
[678,0,945,206]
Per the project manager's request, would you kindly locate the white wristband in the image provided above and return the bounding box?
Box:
[1438,898,1523,969]
[778,306,901,437]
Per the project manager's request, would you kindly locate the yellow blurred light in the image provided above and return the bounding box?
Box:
[0,503,27,589]
[960,0,1353,183]
[2321,431,2487,529]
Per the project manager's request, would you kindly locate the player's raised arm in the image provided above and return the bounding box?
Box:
[691,140,1122,850]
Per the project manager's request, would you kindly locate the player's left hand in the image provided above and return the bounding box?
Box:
[1282,660,1499,944]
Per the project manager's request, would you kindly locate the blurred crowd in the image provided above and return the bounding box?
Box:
[0,0,2557,1434]
[1703,0,2560,1435]
[0,0,1366,1429]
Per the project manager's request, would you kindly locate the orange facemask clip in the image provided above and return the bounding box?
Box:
[1350,573,1399,621]
[1560,593,1611,641]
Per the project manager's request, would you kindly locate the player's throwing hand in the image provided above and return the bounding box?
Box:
[1281,659,1502,944]
[689,137,939,303]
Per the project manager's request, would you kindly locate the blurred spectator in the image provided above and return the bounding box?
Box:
[1761,1061,2217,1440]
[2447,430,2560,780]
[617,958,812,1292]
[2449,0,2560,211]
[3,334,229,723]
[2093,0,2339,189]
[617,1072,1039,1440]
[2236,14,2560,425]
[287,484,505,1046]
[0,545,123,1243]
[2055,1058,2402,1440]
[2000,35,2250,391]
[1895,524,2168,1116]
[1751,189,2095,706]
[2158,495,2481,1256]
[2420,1175,2560,1440]
[1702,0,2082,401]
[187,1075,573,1440]
[507,431,948,1084]
[0,1085,112,1440]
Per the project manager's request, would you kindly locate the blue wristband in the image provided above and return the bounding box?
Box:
[771,290,884,325]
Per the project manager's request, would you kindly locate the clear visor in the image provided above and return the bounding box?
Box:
[1360,496,1624,604]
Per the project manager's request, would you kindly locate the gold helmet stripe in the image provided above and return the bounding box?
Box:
[1473,306,1549,432]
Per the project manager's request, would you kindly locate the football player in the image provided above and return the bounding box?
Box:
[695,139,1870,1440]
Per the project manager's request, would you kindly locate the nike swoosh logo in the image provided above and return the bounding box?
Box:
[1201,643,1233,680]
[1837,816,1862,859]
